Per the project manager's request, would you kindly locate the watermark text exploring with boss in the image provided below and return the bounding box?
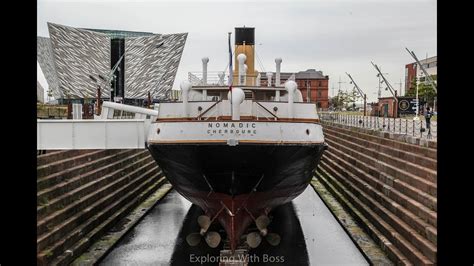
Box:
[190,254,285,263]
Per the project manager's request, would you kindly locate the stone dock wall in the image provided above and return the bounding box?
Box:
[315,122,437,265]
[37,149,167,265]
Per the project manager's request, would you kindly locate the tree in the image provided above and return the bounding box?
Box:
[329,89,362,111]
[346,87,362,110]
[329,90,345,110]
[405,75,437,105]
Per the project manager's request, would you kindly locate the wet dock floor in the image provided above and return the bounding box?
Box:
[100,187,368,265]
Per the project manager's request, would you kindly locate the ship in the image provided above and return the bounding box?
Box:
[146,27,327,252]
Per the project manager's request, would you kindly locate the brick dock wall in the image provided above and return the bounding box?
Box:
[37,149,167,265]
[315,122,437,265]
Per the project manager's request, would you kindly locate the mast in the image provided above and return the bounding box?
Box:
[228,32,233,119]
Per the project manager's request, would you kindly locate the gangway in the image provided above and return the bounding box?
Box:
[37,102,158,150]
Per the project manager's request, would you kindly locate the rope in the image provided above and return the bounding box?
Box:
[255,47,266,73]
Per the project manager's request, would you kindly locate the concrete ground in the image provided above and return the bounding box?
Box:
[99,187,368,265]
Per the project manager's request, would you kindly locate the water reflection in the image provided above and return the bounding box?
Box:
[169,201,309,266]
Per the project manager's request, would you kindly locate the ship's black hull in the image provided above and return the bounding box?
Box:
[147,143,326,250]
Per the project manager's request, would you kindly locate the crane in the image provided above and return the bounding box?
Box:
[345,72,367,116]
[405,48,437,93]
[371,61,398,117]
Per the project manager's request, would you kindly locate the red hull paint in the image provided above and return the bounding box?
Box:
[175,184,308,252]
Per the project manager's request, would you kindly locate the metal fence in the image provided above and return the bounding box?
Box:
[188,71,297,87]
[319,112,437,141]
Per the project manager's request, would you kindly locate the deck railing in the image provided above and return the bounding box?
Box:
[319,112,437,141]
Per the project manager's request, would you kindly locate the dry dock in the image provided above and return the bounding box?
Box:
[99,187,372,265]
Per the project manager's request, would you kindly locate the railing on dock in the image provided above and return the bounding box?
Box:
[319,112,437,140]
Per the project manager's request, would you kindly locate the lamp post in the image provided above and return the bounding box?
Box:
[413,70,421,121]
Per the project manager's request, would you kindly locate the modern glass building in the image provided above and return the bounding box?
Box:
[37,23,187,104]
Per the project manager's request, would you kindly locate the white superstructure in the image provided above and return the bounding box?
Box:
[37,57,324,150]
[148,79,324,146]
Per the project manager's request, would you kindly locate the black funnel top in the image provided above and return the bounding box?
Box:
[235,27,255,45]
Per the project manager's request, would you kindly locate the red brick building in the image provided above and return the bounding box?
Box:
[405,62,417,95]
[260,69,329,109]
[371,97,398,118]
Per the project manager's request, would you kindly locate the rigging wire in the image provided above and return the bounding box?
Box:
[255,46,267,73]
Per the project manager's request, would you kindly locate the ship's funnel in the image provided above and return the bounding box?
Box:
[234,27,255,86]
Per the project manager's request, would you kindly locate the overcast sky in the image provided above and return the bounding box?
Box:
[37,0,436,102]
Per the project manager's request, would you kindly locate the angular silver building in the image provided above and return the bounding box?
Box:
[37,81,45,103]
[37,22,187,102]
[37,36,60,99]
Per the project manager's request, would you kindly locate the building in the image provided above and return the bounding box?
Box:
[405,55,437,95]
[260,69,329,109]
[37,81,45,103]
[405,62,417,95]
[37,22,187,103]
[373,97,397,118]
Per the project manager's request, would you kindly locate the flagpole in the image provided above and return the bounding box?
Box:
[228,32,233,120]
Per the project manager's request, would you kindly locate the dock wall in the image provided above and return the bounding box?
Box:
[37,149,167,265]
[315,122,437,265]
